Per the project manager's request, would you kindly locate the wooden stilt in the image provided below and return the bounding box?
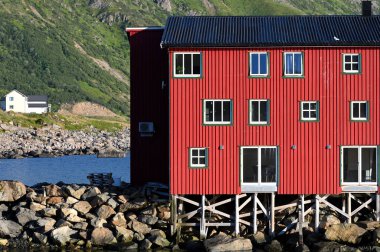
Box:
[235,195,240,237]
[342,194,346,214]
[253,193,257,234]
[377,194,380,222]
[200,195,206,240]
[170,195,177,236]
[298,195,304,246]
[176,197,183,243]
[301,194,305,222]
[315,194,319,231]
[348,193,352,223]
[270,193,275,237]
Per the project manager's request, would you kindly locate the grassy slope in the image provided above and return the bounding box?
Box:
[0,0,376,117]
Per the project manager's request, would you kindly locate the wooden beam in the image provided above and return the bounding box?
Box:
[178,208,199,221]
[177,196,200,207]
[298,195,304,246]
[235,195,240,236]
[270,193,275,237]
[253,193,258,234]
[318,195,349,218]
[205,206,233,219]
[257,197,268,217]
[348,193,352,223]
[200,195,206,240]
[315,194,319,231]
[350,194,373,211]
[238,196,252,211]
[171,195,177,237]
[351,197,373,216]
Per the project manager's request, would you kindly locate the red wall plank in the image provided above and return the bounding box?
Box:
[169,47,380,195]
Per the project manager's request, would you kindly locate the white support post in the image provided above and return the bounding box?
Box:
[235,195,240,237]
[270,193,275,237]
[348,193,352,223]
[298,195,304,246]
[342,194,346,213]
[315,194,319,231]
[253,193,257,234]
[170,195,177,236]
[200,195,206,240]
[377,194,380,222]
[301,194,305,222]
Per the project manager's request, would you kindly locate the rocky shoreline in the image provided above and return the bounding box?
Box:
[1,181,380,251]
[0,124,130,159]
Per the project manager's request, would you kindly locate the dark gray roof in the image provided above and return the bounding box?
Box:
[28,95,48,102]
[161,16,380,47]
[28,103,48,108]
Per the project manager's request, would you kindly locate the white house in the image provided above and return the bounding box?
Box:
[1,90,50,114]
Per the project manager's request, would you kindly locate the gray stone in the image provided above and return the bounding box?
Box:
[134,232,145,241]
[66,196,79,204]
[55,219,73,228]
[138,215,158,225]
[112,212,127,227]
[16,208,38,225]
[36,217,56,233]
[73,201,92,215]
[264,239,282,252]
[90,218,107,228]
[73,222,88,231]
[91,193,110,207]
[50,226,77,246]
[118,198,147,212]
[115,226,134,243]
[0,181,26,202]
[41,207,56,217]
[319,214,341,229]
[373,228,380,246]
[150,236,170,248]
[96,205,116,219]
[33,232,48,244]
[44,184,62,197]
[313,241,358,252]
[107,198,119,209]
[140,238,152,250]
[150,229,166,239]
[29,202,45,212]
[252,231,268,244]
[125,212,137,220]
[130,220,151,235]
[325,223,368,244]
[203,233,252,252]
[81,187,101,200]
[91,227,116,246]
[64,186,86,200]
[60,208,78,218]
[0,220,22,238]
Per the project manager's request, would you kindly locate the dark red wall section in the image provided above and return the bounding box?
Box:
[127,29,169,186]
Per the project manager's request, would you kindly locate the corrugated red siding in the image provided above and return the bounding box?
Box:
[169,47,380,195]
[128,29,169,185]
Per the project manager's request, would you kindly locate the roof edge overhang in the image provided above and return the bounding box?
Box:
[162,44,380,48]
[125,26,164,32]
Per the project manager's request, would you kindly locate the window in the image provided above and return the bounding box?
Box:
[300,101,319,121]
[341,146,377,185]
[9,105,14,110]
[343,54,360,74]
[9,97,14,101]
[241,146,277,186]
[284,52,303,76]
[250,52,268,76]
[203,100,232,125]
[189,148,208,168]
[174,53,201,77]
[350,101,368,121]
[249,99,269,125]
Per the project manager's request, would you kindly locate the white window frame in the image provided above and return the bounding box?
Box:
[249,52,269,76]
[350,101,368,121]
[9,97,14,101]
[173,52,201,78]
[189,148,208,168]
[341,146,377,186]
[343,53,360,74]
[284,52,303,77]
[203,99,232,125]
[300,101,319,121]
[240,146,277,187]
[249,99,269,125]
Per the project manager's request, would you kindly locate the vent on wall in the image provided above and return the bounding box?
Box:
[139,122,154,137]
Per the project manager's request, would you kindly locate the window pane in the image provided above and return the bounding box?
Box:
[192,149,198,156]
[214,101,222,122]
[310,103,316,110]
[345,63,351,71]
[352,55,359,62]
[243,148,258,183]
[223,101,230,122]
[251,101,259,122]
[294,53,302,74]
[251,54,259,74]
[260,101,267,122]
[353,103,359,118]
[303,111,309,118]
[261,148,276,183]
[193,54,201,75]
[345,55,351,62]
[175,54,183,75]
[199,149,205,156]
[360,103,367,118]
[343,148,359,182]
[199,158,206,165]
[303,103,309,110]
[310,111,317,118]
[285,54,293,74]
[352,63,359,71]
[361,148,376,183]
[184,54,192,74]
[205,101,213,122]
[192,158,198,165]
[259,54,267,74]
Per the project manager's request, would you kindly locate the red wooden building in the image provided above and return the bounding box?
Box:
[127,1,380,237]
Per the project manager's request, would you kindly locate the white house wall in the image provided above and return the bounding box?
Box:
[5,91,27,113]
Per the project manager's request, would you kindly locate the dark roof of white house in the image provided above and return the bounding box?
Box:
[28,95,48,102]
[161,15,380,47]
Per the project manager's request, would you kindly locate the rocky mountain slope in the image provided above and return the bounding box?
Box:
[0,0,378,116]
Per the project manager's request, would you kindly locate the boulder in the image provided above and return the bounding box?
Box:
[0,239,9,247]
[29,202,45,212]
[73,201,92,215]
[66,213,86,223]
[313,241,357,252]
[0,220,22,238]
[55,219,73,228]
[319,215,340,229]
[203,233,252,252]
[134,232,145,241]
[91,227,116,246]
[150,229,166,239]
[91,193,110,207]
[16,208,38,225]
[32,232,48,244]
[112,212,127,227]
[115,226,134,243]
[140,238,152,250]
[373,228,380,245]
[44,184,62,197]
[325,223,368,244]
[64,186,86,200]
[41,207,56,217]
[96,205,116,219]
[358,221,380,230]
[264,239,283,252]
[36,217,56,233]
[90,218,107,228]
[150,236,170,248]
[66,196,79,204]
[118,198,147,212]
[81,187,101,200]
[0,181,26,201]
[60,208,78,218]
[50,226,77,246]
[130,220,151,235]
[139,215,158,225]
[252,231,268,244]
[46,196,64,205]
[73,222,88,231]
[125,212,137,220]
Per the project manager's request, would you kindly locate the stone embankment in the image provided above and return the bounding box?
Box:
[1,180,380,251]
[0,124,129,159]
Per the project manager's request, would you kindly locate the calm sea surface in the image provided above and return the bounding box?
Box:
[0,155,130,186]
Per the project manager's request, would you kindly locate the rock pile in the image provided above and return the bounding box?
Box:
[0,125,129,159]
[0,181,171,250]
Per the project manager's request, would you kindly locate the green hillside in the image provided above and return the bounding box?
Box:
[0,0,378,116]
